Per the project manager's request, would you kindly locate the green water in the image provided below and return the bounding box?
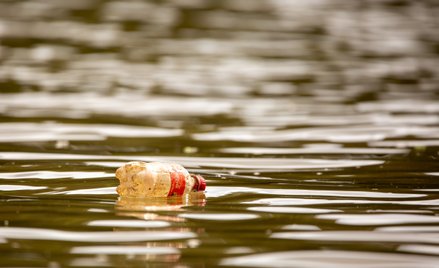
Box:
[0,0,439,267]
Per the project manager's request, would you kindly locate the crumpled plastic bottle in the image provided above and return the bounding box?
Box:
[115,161,206,198]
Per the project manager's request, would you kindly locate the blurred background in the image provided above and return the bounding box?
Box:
[0,0,439,267]
[0,0,438,129]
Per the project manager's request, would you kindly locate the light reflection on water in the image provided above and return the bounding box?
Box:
[0,227,196,242]
[222,250,439,268]
[0,0,438,267]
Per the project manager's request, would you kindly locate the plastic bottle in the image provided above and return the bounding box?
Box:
[115,161,206,198]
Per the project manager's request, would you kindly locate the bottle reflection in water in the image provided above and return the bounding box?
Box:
[116,191,207,218]
[113,192,206,263]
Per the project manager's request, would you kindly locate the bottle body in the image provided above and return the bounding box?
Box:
[115,161,206,198]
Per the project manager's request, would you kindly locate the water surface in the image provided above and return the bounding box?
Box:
[0,0,439,267]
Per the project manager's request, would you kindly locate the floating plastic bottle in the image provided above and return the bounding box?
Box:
[115,161,206,198]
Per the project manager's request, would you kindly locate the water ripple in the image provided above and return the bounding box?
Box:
[87,220,169,228]
[207,186,424,199]
[71,246,179,255]
[0,122,182,142]
[58,187,117,196]
[221,250,439,268]
[244,198,439,206]
[0,0,438,266]
[248,206,339,214]
[218,147,409,155]
[0,184,47,191]
[318,214,439,226]
[398,245,439,256]
[179,213,258,221]
[0,227,195,242]
[271,231,439,244]
[0,152,384,171]
[0,171,113,180]
[193,125,439,143]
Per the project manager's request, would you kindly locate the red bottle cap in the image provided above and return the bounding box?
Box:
[191,174,206,192]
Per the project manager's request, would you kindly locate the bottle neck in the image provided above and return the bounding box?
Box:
[190,174,206,192]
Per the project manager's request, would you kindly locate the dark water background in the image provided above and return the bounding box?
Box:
[0,0,439,267]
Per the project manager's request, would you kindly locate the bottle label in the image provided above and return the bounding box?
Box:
[168,172,186,196]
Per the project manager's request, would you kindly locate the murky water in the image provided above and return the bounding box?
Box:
[1,0,439,267]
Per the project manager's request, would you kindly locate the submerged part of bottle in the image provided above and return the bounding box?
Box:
[115,161,206,198]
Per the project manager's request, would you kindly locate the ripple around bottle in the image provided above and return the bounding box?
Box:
[207,186,424,199]
[221,250,439,268]
[247,206,340,214]
[0,227,195,242]
[87,220,170,228]
[58,187,117,195]
[179,213,258,221]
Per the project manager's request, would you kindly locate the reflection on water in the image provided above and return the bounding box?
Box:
[116,192,206,215]
[222,250,439,268]
[0,227,196,242]
[0,0,438,267]
[113,194,206,263]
